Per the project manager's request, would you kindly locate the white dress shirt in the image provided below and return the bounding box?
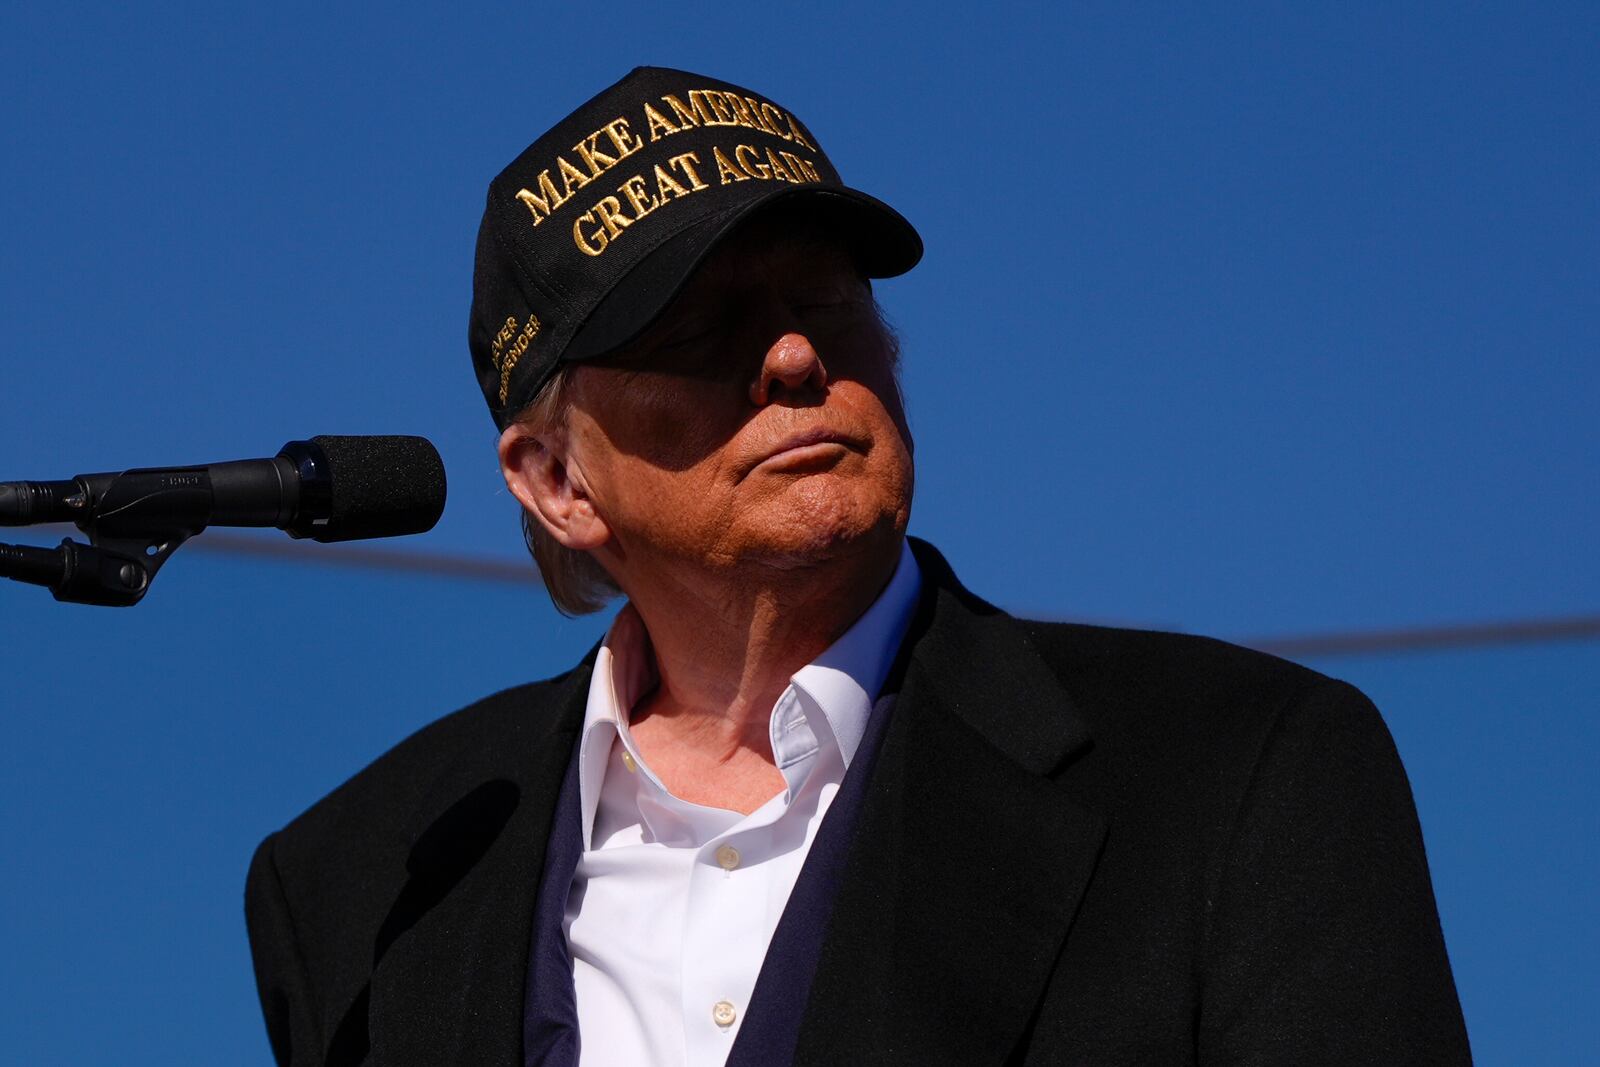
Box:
[565,540,922,1067]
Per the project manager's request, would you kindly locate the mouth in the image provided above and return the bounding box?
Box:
[749,427,862,473]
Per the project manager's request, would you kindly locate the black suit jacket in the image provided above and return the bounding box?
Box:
[246,540,1471,1065]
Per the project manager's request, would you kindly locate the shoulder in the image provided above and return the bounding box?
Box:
[1010,618,1397,816]
[254,664,588,889]
[246,666,589,1003]
[1019,617,1381,741]
[906,538,1387,782]
[1015,619,1338,715]
[243,664,590,1053]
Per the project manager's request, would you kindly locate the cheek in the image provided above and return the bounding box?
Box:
[583,372,746,472]
[837,369,914,463]
[875,380,913,449]
[861,386,916,518]
[817,330,910,443]
[567,393,752,548]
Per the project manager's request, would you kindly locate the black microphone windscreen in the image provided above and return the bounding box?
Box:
[309,435,447,543]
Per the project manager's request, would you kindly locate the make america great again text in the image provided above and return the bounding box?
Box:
[513,89,824,256]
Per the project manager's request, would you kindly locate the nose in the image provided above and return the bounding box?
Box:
[750,332,828,406]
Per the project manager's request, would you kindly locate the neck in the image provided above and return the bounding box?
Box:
[618,534,903,760]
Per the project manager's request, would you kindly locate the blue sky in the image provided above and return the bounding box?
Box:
[1,2,1595,1062]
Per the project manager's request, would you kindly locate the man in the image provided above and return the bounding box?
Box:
[246,67,1472,1066]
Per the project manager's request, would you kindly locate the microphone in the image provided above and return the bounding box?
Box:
[0,435,446,543]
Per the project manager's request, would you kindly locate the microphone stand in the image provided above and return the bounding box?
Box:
[0,537,184,607]
[0,469,208,606]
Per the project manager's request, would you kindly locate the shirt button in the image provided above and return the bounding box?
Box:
[715,844,741,871]
[712,999,738,1028]
[620,750,637,773]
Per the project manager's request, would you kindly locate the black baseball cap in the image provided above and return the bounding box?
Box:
[468,65,923,429]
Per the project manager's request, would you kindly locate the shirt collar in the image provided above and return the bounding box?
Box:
[576,539,923,849]
[788,537,921,766]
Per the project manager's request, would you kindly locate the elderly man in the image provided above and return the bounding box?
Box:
[246,67,1471,1066]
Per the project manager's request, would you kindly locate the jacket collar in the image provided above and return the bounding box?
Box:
[790,538,1106,1065]
[899,537,1092,773]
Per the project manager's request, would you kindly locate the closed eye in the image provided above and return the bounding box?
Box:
[792,297,870,326]
[659,326,721,350]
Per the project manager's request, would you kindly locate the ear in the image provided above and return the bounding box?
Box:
[498,421,611,551]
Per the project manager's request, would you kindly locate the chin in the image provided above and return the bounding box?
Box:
[727,477,910,569]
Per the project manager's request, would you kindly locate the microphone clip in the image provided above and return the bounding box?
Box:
[1,468,208,606]
[3,533,189,607]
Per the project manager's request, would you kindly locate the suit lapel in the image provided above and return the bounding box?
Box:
[795,543,1106,1065]
[365,659,592,1066]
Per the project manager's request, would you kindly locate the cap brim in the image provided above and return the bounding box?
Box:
[561,185,922,364]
